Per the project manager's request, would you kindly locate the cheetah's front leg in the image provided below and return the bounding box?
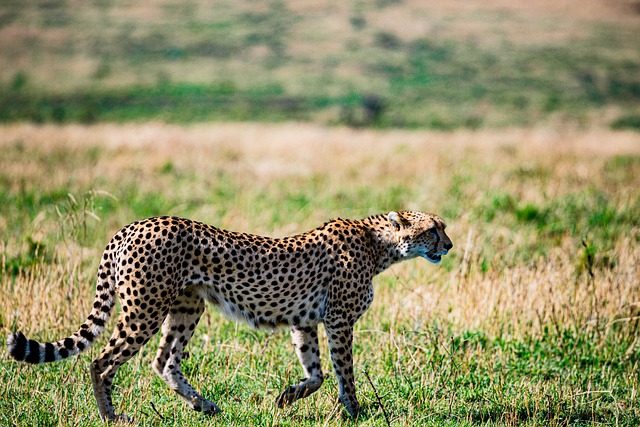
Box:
[325,322,360,418]
[276,325,324,407]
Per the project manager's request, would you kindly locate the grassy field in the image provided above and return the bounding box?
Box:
[1,2,639,425]
[0,123,638,426]
[1,0,639,129]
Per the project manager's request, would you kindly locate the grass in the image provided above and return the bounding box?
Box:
[0,123,638,426]
[0,1,639,129]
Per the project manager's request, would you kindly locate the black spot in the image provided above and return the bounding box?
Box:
[63,338,74,349]
[44,342,56,362]
[22,340,40,364]
[9,332,27,361]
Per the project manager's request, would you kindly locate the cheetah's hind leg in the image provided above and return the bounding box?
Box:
[153,287,220,415]
[91,300,171,421]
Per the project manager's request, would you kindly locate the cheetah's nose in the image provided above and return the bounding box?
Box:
[444,242,453,250]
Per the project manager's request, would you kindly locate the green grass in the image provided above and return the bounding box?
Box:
[1,322,637,426]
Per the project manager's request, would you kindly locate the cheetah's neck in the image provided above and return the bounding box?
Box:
[361,215,405,274]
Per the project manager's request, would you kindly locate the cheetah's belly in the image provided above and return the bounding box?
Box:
[195,282,327,330]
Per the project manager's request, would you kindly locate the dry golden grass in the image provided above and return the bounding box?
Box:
[1,123,638,336]
[1,123,638,425]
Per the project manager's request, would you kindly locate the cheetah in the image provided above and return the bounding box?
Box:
[7,211,452,421]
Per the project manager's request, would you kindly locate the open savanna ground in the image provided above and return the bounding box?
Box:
[0,123,639,426]
[1,0,639,129]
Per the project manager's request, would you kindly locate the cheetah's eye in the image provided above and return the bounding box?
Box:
[417,228,437,239]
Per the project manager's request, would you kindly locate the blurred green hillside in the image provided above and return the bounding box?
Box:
[1,0,639,129]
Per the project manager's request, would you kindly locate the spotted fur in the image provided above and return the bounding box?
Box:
[7,211,452,421]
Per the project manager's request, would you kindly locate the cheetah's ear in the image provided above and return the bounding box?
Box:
[388,211,410,230]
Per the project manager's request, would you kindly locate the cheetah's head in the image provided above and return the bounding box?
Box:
[388,211,453,264]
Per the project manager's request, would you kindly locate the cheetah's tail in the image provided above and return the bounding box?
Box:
[6,258,117,364]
